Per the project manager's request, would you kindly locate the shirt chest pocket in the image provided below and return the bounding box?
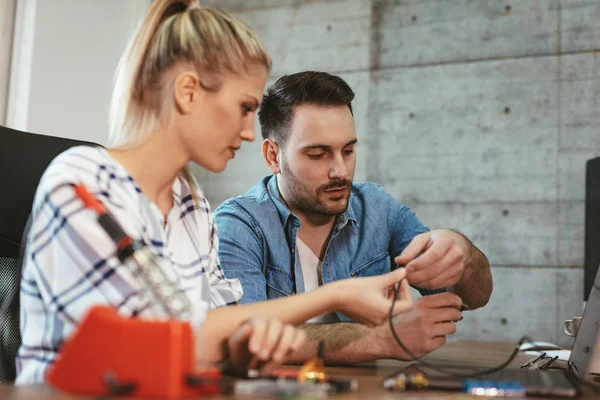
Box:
[266,265,294,298]
[350,252,391,278]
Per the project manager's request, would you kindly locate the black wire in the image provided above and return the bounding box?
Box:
[389,281,600,389]
[389,281,532,378]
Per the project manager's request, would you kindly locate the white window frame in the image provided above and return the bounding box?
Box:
[5,0,36,130]
[0,0,18,126]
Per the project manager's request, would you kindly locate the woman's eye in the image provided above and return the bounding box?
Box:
[242,105,253,115]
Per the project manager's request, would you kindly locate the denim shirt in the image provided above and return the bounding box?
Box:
[215,175,441,320]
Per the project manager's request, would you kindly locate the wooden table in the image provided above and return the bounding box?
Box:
[0,340,596,399]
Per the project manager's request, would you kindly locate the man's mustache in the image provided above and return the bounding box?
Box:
[318,180,353,191]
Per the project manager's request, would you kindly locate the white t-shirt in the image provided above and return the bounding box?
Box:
[296,237,339,324]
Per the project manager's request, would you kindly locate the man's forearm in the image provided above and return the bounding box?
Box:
[286,323,378,364]
[453,233,493,309]
[200,285,339,363]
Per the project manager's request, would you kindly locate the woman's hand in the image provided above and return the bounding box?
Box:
[332,267,413,326]
[226,316,306,376]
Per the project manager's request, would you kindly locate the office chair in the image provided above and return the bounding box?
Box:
[0,125,101,383]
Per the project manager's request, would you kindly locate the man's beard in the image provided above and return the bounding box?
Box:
[280,159,352,217]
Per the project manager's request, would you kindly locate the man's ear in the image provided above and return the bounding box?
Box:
[173,71,201,114]
[262,139,281,174]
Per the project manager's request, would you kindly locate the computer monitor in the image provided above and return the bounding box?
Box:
[584,157,600,301]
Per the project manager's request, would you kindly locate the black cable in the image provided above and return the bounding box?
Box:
[389,281,532,378]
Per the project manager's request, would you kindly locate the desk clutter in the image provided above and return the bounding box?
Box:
[232,341,357,397]
[384,372,526,397]
[46,309,357,398]
[15,326,598,400]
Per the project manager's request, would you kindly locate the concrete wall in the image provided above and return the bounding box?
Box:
[197,0,600,346]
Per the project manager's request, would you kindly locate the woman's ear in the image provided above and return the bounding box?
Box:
[262,139,281,174]
[173,71,201,114]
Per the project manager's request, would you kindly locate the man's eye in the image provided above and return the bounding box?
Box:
[343,149,354,155]
[308,153,325,160]
[242,105,253,115]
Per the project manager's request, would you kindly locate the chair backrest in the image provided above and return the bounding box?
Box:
[0,125,101,382]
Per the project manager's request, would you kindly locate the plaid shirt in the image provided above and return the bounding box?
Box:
[16,146,242,384]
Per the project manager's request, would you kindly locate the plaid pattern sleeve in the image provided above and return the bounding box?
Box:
[17,163,149,384]
[190,184,243,308]
[16,146,242,384]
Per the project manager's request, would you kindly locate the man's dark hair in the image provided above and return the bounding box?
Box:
[258,71,355,145]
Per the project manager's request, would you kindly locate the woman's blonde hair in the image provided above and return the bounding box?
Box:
[109,0,271,200]
[108,0,271,197]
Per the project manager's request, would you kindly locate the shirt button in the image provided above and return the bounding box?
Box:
[291,248,295,254]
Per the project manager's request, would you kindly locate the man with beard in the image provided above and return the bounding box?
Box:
[214,71,493,364]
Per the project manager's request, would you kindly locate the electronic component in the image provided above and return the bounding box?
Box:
[464,379,525,397]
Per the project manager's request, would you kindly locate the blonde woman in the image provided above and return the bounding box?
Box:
[16,0,412,384]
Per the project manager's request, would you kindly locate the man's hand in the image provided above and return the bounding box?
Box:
[371,292,463,359]
[395,229,469,290]
[226,316,306,376]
